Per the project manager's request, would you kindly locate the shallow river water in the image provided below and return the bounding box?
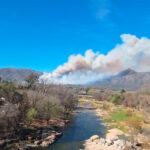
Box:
[40,104,107,150]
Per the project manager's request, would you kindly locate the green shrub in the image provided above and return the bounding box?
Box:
[125,108,133,117]
[27,107,37,125]
[120,89,126,94]
[0,81,23,103]
[88,88,95,95]
[43,99,59,124]
[25,74,38,88]
[101,102,110,110]
[109,94,124,105]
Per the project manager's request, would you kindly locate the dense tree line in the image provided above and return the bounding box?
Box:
[0,75,77,139]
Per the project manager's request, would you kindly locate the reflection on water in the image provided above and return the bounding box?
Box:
[40,105,107,150]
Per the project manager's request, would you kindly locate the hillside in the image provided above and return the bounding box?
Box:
[1,67,150,90]
[0,68,43,82]
[92,69,150,90]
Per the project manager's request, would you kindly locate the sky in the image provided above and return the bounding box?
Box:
[0,0,150,72]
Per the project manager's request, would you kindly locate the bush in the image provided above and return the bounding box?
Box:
[127,117,142,131]
[93,89,114,101]
[25,84,77,121]
[120,89,126,94]
[101,102,110,110]
[88,88,95,95]
[42,98,59,124]
[125,108,133,117]
[26,107,37,125]
[142,139,150,149]
[0,81,30,135]
[0,81,23,103]
[123,93,140,108]
[25,74,38,88]
[109,94,124,105]
[127,117,142,144]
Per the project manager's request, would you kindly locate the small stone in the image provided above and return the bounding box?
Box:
[126,141,132,147]
[34,140,42,145]
[90,135,100,142]
[65,120,69,123]
[113,139,127,149]
[41,140,54,147]
[100,138,106,145]
[40,135,56,147]
[26,144,38,148]
[55,132,62,137]
[105,139,113,146]
[45,135,56,141]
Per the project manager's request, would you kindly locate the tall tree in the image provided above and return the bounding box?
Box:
[25,74,38,88]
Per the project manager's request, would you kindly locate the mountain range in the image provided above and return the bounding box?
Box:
[91,68,150,90]
[0,68,42,82]
[0,67,150,90]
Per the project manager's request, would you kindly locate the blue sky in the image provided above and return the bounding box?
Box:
[0,0,150,72]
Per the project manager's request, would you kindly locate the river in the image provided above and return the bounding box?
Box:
[40,103,107,150]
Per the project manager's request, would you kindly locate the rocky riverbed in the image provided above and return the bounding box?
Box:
[83,135,138,150]
[0,119,70,150]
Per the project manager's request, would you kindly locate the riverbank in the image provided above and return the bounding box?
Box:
[38,101,107,150]
[1,99,105,150]
[81,99,150,150]
[0,82,78,150]
[0,118,70,150]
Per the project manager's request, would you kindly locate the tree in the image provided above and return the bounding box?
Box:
[0,81,22,103]
[18,92,30,124]
[85,87,90,95]
[58,89,77,117]
[43,99,58,125]
[120,89,126,94]
[0,83,30,136]
[26,107,37,125]
[25,74,38,88]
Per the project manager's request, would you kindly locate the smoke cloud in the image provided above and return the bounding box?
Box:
[39,34,150,84]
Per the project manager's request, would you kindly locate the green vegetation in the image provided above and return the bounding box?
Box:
[109,94,124,105]
[79,100,89,106]
[0,81,22,103]
[103,109,133,126]
[104,109,142,136]
[111,109,131,122]
[87,88,150,147]
[120,89,126,94]
[25,74,38,88]
[0,75,77,141]
[43,98,59,124]
[27,107,38,125]
[88,88,95,95]
[93,98,144,134]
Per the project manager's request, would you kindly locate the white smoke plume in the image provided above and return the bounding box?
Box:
[39,34,150,84]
